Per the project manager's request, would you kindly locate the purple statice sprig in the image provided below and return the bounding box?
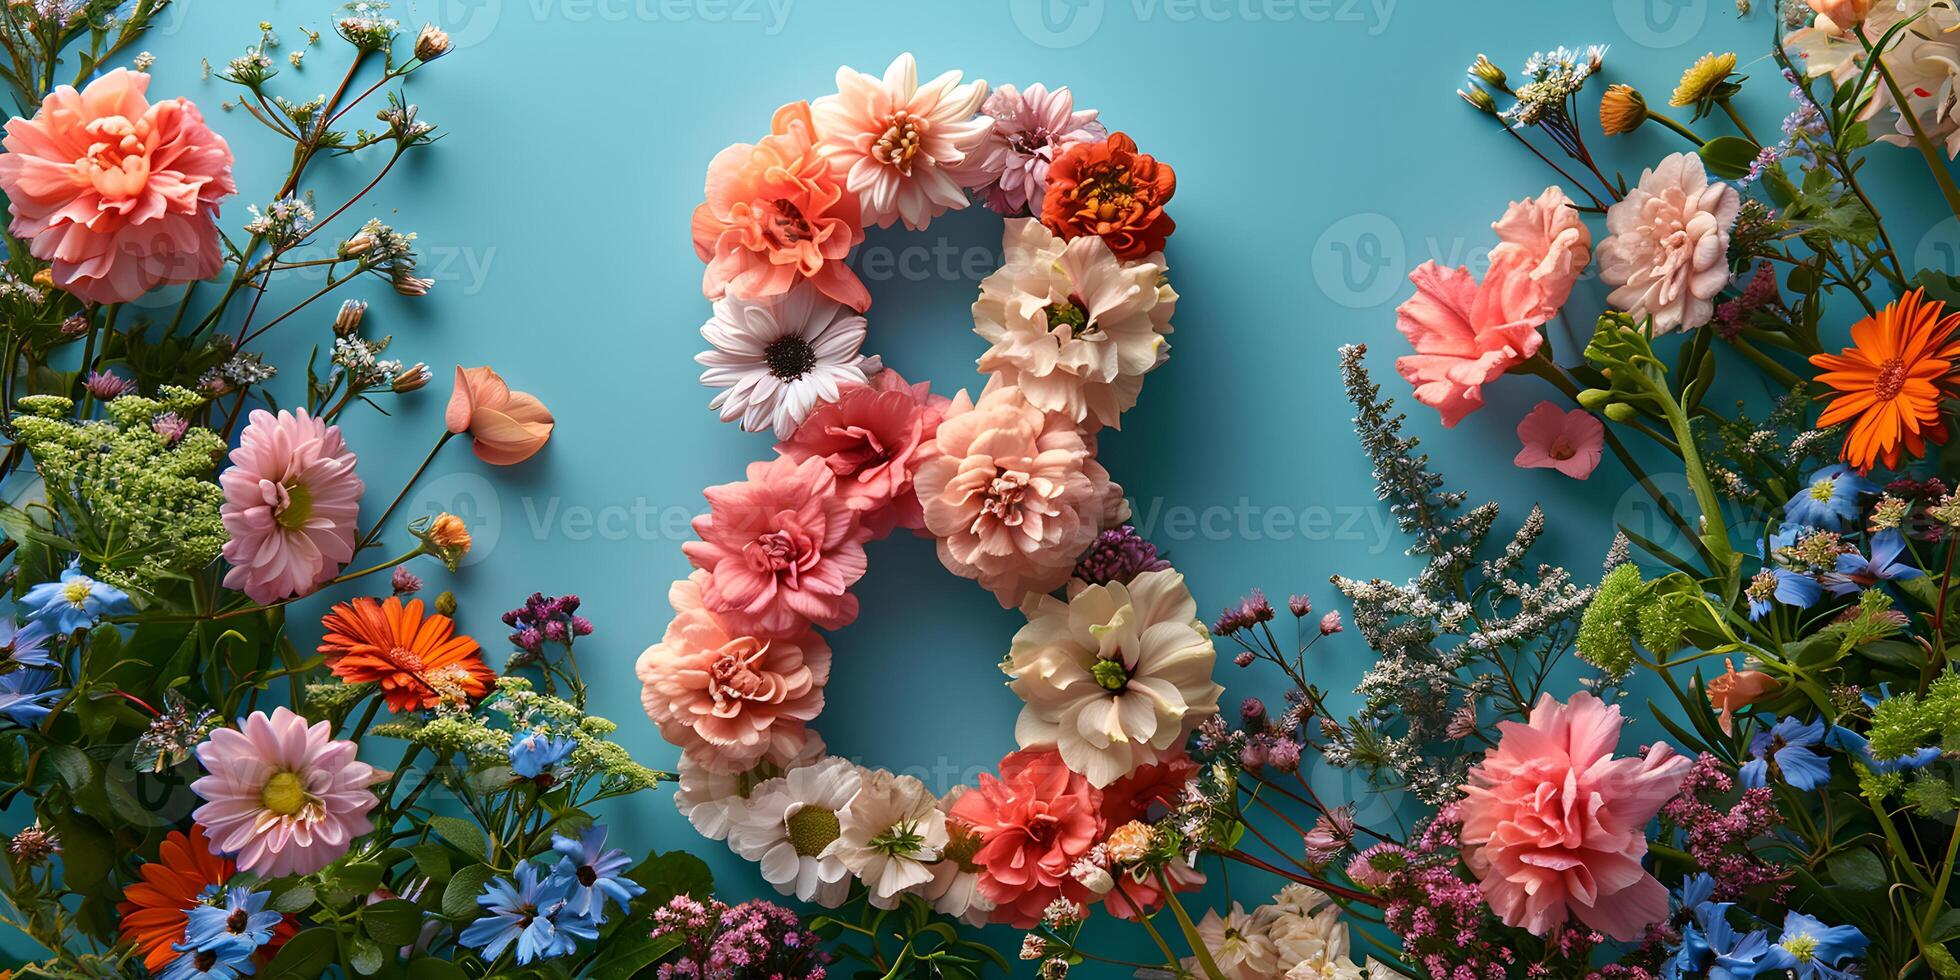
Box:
[1071,524,1169,588]
[502,592,595,700]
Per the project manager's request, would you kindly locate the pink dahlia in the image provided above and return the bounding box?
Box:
[774,369,948,539]
[1597,152,1740,334]
[914,385,1124,607]
[219,409,364,605]
[683,454,869,636]
[190,706,378,878]
[966,83,1106,217]
[1490,185,1592,319]
[0,69,235,304]
[637,571,831,774]
[1393,252,1549,427]
[1460,692,1690,942]
[949,747,1104,928]
[812,53,991,231]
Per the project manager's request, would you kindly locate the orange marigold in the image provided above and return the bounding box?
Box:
[1810,288,1960,473]
[318,596,493,711]
[118,825,296,971]
[1040,132,1176,261]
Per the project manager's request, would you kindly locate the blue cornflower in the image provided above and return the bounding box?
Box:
[0,669,67,725]
[1783,464,1878,530]
[182,886,281,955]
[158,942,255,980]
[1824,530,1923,596]
[1827,725,1943,774]
[507,729,577,779]
[458,861,597,965]
[1669,897,1771,980]
[1759,912,1868,977]
[0,618,55,670]
[21,560,133,634]
[1746,567,1822,620]
[549,824,644,923]
[1741,716,1833,790]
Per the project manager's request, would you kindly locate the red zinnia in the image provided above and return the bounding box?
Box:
[1040,132,1176,261]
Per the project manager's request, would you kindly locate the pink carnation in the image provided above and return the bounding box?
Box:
[1393,252,1549,427]
[914,385,1124,607]
[774,369,949,539]
[0,69,235,304]
[1513,401,1604,479]
[1597,152,1740,334]
[683,454,869,636]
[949,747,1103,928]
[219,408,364,605]
[190,707,377,878]
[1490,185,1592,318]
[637,571,831,774]
[1459,692,1690,942]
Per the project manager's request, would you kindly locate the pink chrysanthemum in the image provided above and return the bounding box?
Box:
[218,408,364,604]
[966,83,1106,216]
[683,454,870,636]
[190,706,378,878]
[0,69,235,304]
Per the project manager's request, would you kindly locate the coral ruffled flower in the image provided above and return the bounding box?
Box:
[637,571,831,774]
[812,53,991,231]
[446,365,555,466]
[949,747,1104,928]
[1490,185,1592,319]
[774,369,948,538]
[191,706,379,878]
[317,596,494,712]
[1393,253,1549,427]
[218,408,363,605]
[974,219,1176,430]
[1004,569,1222,788]
[694,101,868,311]
[1707,662,1778,735]
[118,825,236,972]
[1597,152,1740,334]
[683,454,870,635]
[1040,132,1176,261]
[0,69,236,304]
[966,83,1106,217]
[1809,288,1960,473]
[1513,401,1604,479]
[1459,692,1690,942]
[913,384,1125,607]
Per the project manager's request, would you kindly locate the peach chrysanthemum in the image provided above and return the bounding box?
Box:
[1596,151,1739,334]
[813,53,991,231]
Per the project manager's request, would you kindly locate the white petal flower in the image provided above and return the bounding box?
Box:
[813,53,991,230]
[727,756,863,908]
[921,786,997,925]
[673,730,826,840]
[697,282,882,439]
[974,219,1175,430]
[1004,568,1223,787]
[825,769,948,907]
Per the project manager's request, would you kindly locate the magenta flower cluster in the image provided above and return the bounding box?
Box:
[651,895,827,980]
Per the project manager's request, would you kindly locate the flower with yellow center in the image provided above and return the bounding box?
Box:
[1671,51,1738,107]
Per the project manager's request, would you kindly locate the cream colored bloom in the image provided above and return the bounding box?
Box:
[922,786,997,925]
[812,53,991,230]
[1265,885,1367,980]
[1597,152,1739,334]
[728,756,863,908]
[974,219,1176,430]
[826,769,948,907]
[1183,904,1281,980]
[1004,568,1223,787]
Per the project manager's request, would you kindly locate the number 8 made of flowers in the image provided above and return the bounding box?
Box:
[638,53,1225,929]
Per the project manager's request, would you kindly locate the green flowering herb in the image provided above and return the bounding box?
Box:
[1577,563,1645,681]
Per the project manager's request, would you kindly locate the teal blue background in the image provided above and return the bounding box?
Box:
[8,0,1956,972]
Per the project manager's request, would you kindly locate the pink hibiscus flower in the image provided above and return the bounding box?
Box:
[1393,252,1550,427]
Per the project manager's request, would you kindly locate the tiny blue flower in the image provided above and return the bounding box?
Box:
[1783,464,1877,531]
[182,886,281,955]
[21,560,134,634]
[0,669,67,726]
[1759,911,1868,978]
[159,942,255,980]
[1741,716,1833,790]
[1824,529,1923,596]
[458,861,597,965]
[0,617,55,670]
[548,824,645,923]
[507,729,577,779]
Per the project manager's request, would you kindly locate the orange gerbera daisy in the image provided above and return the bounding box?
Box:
[1810,289,1960,472]
[118,825,233,971]
[318,596,493,711]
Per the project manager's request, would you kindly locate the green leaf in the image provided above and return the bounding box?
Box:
[41,744,93,792]
[408,841,452,881]
[1826,848,1888,892]
[363,898,427,946]
[262,927,339,978]
[442,863,497,920]
[1931,907,1960,942]
[428,815,488,862]
[267,880,318,914]
[588,933,682,980]
[1699,135,1761,180]
[624,850,714,909]
[346,934,385,976]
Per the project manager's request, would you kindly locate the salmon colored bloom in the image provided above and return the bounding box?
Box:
[773,369,949,538]
[0,69,235,303]
[812,52,991,231]
[1811,289,1960,473]
[949,747,1104,928]
[1707,662,1778,735]
[446,365,555,466]
[683,454,870,636]
[1514,401,1604,480]
[1393,252,1549,427]
[317,596,494,712]
[426,512,471,551]
[1040,132,1176,261]
[1491,186,1591,319]
[1460,692,1690,942]
[693,101,869,312]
